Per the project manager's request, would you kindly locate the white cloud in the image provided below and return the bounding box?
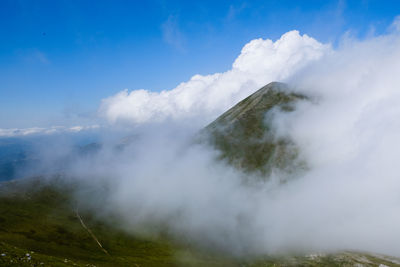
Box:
[100,30,330,126]
[264,26,400,256]
[0,125,100,137]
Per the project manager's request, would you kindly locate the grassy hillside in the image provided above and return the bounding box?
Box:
[0,178,238,266]
[203,82,306,177]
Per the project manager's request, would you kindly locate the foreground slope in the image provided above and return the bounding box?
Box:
[1,178,400,266]
[0,178,238,266]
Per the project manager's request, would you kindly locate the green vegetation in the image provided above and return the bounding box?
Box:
[0,178,237,266]
[203,82,306,177]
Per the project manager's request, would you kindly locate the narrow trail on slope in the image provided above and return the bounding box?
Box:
[75,208,109,255]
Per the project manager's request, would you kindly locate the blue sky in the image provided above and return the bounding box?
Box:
[0,0,399,128]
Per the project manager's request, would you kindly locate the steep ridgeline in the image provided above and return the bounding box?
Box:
[203,82,306,176]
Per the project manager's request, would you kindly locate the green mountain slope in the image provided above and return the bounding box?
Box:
[203,82,306,176]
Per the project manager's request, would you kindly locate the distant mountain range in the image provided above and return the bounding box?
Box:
[0,137,101,182]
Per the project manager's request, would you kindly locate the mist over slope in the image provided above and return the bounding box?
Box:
[3,18,400,259]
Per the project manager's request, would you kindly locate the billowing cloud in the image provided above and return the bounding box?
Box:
[265,27,400,256]
[100,31,329,125]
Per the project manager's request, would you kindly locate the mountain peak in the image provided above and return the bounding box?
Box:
[203,82,306,175]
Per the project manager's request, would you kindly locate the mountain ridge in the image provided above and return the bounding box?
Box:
[203,82,306,176]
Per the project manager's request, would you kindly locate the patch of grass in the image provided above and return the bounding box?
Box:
[0,178,239,266]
